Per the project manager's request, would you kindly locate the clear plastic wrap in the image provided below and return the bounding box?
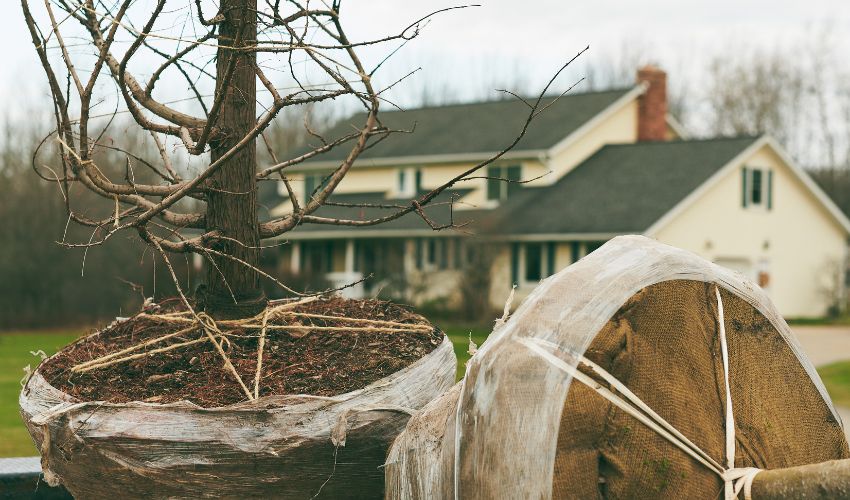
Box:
[385,235,843,499]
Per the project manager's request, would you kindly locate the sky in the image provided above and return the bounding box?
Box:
[3,1,850,121]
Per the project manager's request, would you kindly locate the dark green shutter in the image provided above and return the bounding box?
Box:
[439,239,449,269]
[767,169,773,210]
[353,241,361,272]
[741,167,748,208]
[487,166,500,201]
[415,239,423,270]
[510,243,519,285]
[546,242,556,276]
[506,165,522,196]
[305,174,316,199]
[415,169,422,192]
[571,242,580,263]
[325,242,334,273]
[397,169,406,193]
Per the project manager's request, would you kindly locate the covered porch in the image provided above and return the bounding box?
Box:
[272,236,467,301]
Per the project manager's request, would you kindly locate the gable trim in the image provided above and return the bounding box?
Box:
[287,149,548,171]
[644,137,766,237]
[763,136,850,233]
[644,136,850,237]
[666,115,690,140]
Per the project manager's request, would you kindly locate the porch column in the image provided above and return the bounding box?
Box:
[345,239,355,273]
[291,241,301,274]
[403,239,414,274]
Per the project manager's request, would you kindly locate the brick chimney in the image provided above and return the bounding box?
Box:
[636,65,668,142]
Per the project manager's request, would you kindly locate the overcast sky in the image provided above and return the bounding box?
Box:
[3,1,849,117]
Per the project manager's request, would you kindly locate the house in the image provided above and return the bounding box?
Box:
[263,66,850,318]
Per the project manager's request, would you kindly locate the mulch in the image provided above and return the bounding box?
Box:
[38,297,442,407]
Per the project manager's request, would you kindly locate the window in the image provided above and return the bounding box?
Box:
[524,243,543,282]
[397,169,407,193]
[742,167,773,209]
[304,171,330,201]
[302,240,337,273]
[585,241,606,255]
[427,239,437,266]
[751,169,763,205]
[396,167,421,198]
[511,242,556,286]
[416,238,449,271]
[486,165,522,201]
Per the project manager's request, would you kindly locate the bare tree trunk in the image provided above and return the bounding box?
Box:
[751,458,850,499]
[204,0,265,318]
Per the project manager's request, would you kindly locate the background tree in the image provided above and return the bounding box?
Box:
[21,0,579,319]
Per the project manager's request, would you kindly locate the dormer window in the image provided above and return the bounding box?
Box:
[486,165,522,201]
[397,167,421,198]
[742,167,773,209]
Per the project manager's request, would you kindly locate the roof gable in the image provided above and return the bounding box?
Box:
[645,137,850,236]
[487,137,760,235]
[298,88,636,165]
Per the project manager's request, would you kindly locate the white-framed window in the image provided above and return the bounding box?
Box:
[523,242,545,283]
[511,242,555,287]
[396,167,421,198]
[414,238,448,271]
[486,165,522,201]
[742,167,773,209]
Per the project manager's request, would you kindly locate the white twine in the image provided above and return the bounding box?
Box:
[520,285,761,499]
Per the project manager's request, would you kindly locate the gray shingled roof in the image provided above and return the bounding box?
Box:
[267,136,759,238]
[296,88,635,164]
[485,136,760,234]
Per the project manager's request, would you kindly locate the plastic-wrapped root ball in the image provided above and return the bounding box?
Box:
[386,235,848,499]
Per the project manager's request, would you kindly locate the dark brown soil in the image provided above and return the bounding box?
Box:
[39,297,442,407]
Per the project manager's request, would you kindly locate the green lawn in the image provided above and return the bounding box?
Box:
[441,325,491,380]
[0,326,489,458]
[818,361,850,408]
[0,331,82,457]
[10,326,847,459]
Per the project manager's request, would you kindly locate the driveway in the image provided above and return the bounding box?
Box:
[792,325,850,368]
[791,325,850,438]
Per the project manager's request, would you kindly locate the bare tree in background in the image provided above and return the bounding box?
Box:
[705,48,805,151]
[22,0,582,319]
[699,32,850,219]
[583,39,691,126]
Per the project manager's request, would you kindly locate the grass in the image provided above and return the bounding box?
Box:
[15,324,850,459]
[787,316,850,326]
[0,330,82,457]
[441,324,492,380]
[818,361,850,408]
[0,325,489,458]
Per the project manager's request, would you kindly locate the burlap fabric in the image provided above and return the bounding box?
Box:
[553,280,849,499]
[385,236,847,499]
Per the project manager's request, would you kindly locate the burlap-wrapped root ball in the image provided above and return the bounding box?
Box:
[385,235,848,499]
[21,332,455,499]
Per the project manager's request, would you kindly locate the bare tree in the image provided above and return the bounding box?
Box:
[704,47,806,152]
[22,0,583,319]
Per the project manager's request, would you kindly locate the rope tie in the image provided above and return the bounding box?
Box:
[714,286,763,499]
[521,285,761,499]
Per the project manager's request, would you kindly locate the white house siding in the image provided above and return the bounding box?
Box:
[546,98,639,180]
[487,241,584,310]
[653,144,848,318]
